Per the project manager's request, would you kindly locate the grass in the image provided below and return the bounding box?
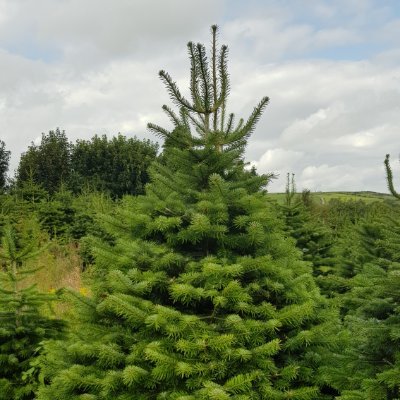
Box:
[26,242,83,293]
[23,241,88,317]
[267,191,393,205]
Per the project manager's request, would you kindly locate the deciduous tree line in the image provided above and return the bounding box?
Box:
[0,131,158,198]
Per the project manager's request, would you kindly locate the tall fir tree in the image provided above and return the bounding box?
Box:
[0,225,64,400]
[37,26,337,399]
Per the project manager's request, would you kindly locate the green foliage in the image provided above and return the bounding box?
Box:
[12,179,49,206]
[315,201,395,297]
[0,224,64,399]
[321,199,371,235]
[37,26,337,399]
[279,174,336,296]
[16,128,158,199]
[17,128,72,195]
[269,191,392,205]
[38,190,76,239]
[322,201,400,398]
[70,134,158,198]
[71,191,116,268]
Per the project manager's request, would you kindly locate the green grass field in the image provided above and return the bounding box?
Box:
[267,191,393,205]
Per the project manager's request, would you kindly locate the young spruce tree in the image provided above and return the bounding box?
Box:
[38,26,337,399]
[279,174,336,297]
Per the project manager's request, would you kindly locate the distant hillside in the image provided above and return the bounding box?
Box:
[268,191,394,204]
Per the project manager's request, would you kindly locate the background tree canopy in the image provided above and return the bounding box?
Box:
[70,134,158,197]
[16,130,158,198]
[17,128,71,195]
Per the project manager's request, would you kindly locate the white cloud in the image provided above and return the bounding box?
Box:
[224,17,360,62]
[254,148,304,175]
[333,128,382,149]
[258,161,387,193]
[299,163,384,192]
[0,0,225,65]
[246,58,400,192]
[313,27,360,48]
[240,58,400,193]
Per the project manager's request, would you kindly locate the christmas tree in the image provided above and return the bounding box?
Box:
[0,224,64,399]
[279,174,336,297]
[38,26,337,399]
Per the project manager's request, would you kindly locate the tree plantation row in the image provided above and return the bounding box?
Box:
[1,26,400,400]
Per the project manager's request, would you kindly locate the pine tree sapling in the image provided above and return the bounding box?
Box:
[278,174,337,297]
[0,226,64,400]
[38,26,337,399]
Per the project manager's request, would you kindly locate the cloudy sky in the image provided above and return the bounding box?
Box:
[1,0,400,192]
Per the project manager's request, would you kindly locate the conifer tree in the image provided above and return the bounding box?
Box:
[37,26,337,399]
[317,201,394,300]
[279,174,336,296]
[38,189,76,239]
[0,225,64,400]
[321,201,400,399]
[306,199,385,298]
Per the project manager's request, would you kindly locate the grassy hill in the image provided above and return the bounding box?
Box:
[267,191,393,204]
